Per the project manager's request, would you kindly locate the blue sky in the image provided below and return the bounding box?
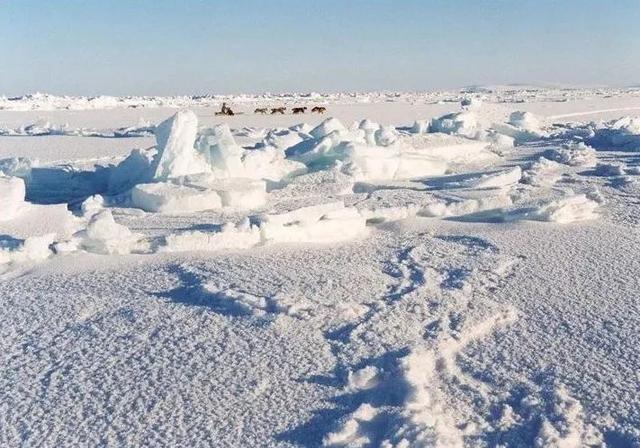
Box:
[1,0,639,95]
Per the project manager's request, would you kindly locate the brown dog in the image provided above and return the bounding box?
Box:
[292,107,307,114]
[271,107,286,114]
[311,106,326,114]
[254,108,268,114]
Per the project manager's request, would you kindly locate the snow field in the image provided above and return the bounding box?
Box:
[1,89,640,446]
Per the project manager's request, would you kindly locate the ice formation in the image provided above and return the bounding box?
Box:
[543,142,598,167]
[163,220,261,252]
[151,110,206,180]
[508,111,540,130]
[531,195,600,224]
[492,111,546,143]
[163,201,368,252]
[594,162,625,177]
[427,111,480,139]
[260,202,367,244]
[309,117,347,139]
[182,175,268,209]
[0,176,26,221]
[415,110,517,154]
[464,166,522,189]
[284,117,502,181]
[461,97,482,110]
[80,194,105,218]
[340,142,448,181]
[118,111,303,212]
[0,121,152,138]
[72,210,142,255]
[0,233,55,274]
[131,182,223,213]
[421,194,514,218]
[522,158,564,187]
[589,116,640,150]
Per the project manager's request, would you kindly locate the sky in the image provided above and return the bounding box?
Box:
[1,0,639,96]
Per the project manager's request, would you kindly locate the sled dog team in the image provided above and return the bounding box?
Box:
[255,106,326,115]
[215,102,326,116]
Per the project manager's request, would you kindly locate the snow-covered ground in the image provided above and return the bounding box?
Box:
[1,87,639,447]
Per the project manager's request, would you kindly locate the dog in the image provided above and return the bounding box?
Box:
[271,107,286,114]
[292,107,307,114]
[311,106,326,114]
[254,108,268,114]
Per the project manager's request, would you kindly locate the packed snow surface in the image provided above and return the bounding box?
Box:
[1,87,640,447]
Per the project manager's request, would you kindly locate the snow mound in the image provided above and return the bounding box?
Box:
[131,175,268,213]
[163,220,261,252]
[461,97,482,110]
[508,111,540,130]
[112,110,302,194]
[532,195,599,224]
[323,404,378,447]
[199,283,279,316]
[341,143,447,181]
[594,162,625,177]
[0,233,54,274]
[358,204,422,223]
[163,202,367,252]
[0,176,27,221]
[182,175,267,209]
[522,158,563,187]
[241,147,307,183]
[346,366,380,392]
[428,111,480,139]
[464,166,522,189]
[260,202,367,245]
[589,116,640,150]
[374,126,398,146]
[274,167,354,199]
[421,194,513,218]
[80,194,105,218]
[289,122,314,134]
[492,111,545,143]
[534,385,604,447]
[73,210,142,254]
[286,119,366,166]
[404,133,496,165]
[482,131,515,151]
[543,142,597,167]
[131,182,222,213]
[262,128,306,151]
[309,117,347,139]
